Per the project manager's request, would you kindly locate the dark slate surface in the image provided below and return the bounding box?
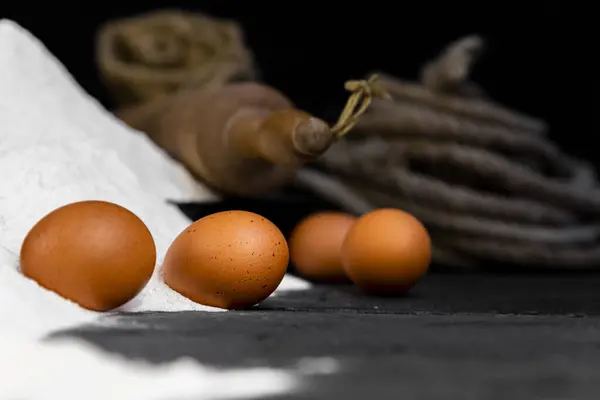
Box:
[52,197,600,399]
[260,273,600,316]
[54,273,600,400]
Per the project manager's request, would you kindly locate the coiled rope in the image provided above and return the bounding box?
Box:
[96,9,257,107]
[298,35,600,270]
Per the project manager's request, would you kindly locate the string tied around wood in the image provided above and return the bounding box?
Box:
[330,74,391,138]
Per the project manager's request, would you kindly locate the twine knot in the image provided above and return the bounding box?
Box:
[330,74,391,138]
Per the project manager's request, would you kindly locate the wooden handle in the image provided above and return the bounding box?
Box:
[115,82,340,196]
[227,108,334,168]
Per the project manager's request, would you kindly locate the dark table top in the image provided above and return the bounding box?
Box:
[55,273,600,400]
[51,197,600,399]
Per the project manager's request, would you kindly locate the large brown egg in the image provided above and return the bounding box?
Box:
[289,212,356,283]
[162,210,289,309]
[20,200,156,311]
[341,208,431,295]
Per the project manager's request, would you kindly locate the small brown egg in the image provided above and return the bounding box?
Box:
[162,210,289,309]
[289,211,356,283]
[341,208,431,295]
[20,200,156,311]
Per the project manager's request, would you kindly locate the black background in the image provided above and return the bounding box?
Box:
[2,1,595,164]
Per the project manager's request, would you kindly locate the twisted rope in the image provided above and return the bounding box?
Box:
[96,9,257,106]
[330,74,390,137]
[298,35,600,269]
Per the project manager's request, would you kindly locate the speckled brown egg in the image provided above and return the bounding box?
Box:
[20,200,156,311]
[341,208,431,295]
[289,212,356,283]
[162,210,289,309]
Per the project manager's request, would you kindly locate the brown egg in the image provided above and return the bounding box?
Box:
[341,208,431,295]
[162,210,289,309]
[289,211,356,283]
[20,200,156,311]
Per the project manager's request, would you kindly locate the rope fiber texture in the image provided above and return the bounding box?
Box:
[298,35,600,270]
[96,9,257,107]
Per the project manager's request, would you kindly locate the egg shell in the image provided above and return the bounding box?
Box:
[162,210,289,309]
[289,211,356,283]
[341,208,431,295]
[20,200,156,311]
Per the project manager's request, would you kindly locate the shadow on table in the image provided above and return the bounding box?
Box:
[262,272,600,317]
